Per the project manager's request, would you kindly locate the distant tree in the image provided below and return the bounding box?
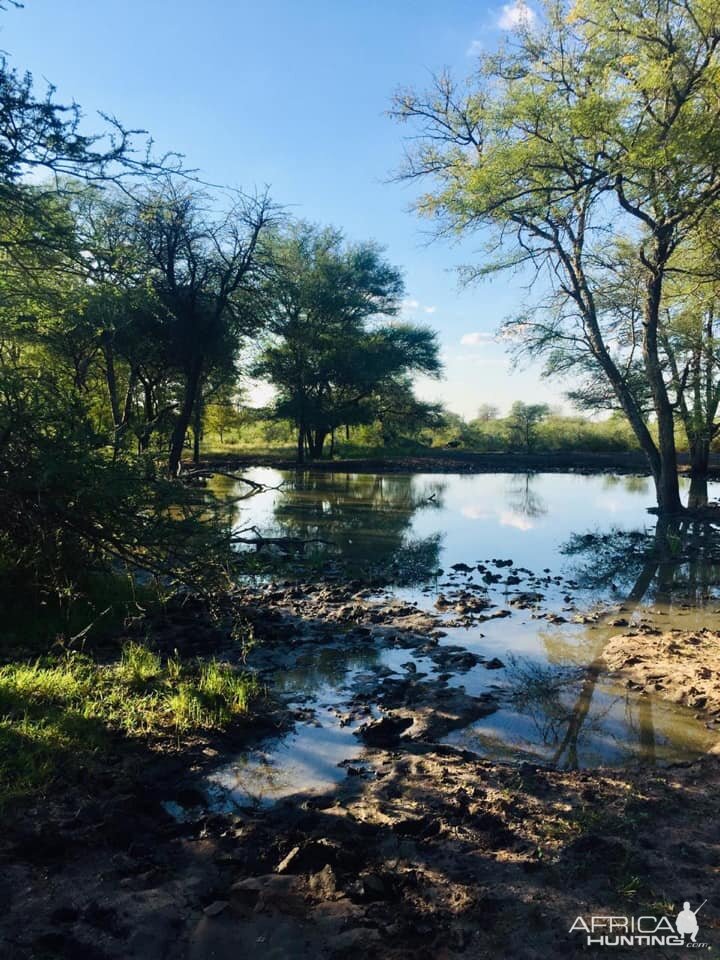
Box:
[255,223,441,460]
[201,382,246,446]
[507,402,549,452]
[476,403,499,422]
[373,377,444,447]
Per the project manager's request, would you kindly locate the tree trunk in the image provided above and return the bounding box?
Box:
[102,334,122,431]
[309,430,327,458]
[139,381,155,452]
[689,437,710,477]
[642,239,683,514]
[168,362,202,478]
[687,474,709,509]
[192,386,203,465]
[329,428,335,458]
[297,425,305,464]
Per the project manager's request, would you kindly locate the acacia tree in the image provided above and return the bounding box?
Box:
[660,222,720,475]
[507,402,550,451]
[392,0,720,513]
[254,223,441,460]
[129,181,276,477]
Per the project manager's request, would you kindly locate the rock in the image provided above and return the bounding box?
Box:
[485,657,505,670]
[308,864,337,899]
[203,900,229,917]
[356,715,413,746]
[230,877,263,906]
[330,927,381,954]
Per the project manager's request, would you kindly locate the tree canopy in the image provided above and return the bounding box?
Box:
[254,223,442,460]
[392,0,720,511]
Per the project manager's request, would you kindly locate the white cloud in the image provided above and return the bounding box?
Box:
[466,39,484,57]
[460,331,495,346]
[401,298,438,319]
[498,1,535,30]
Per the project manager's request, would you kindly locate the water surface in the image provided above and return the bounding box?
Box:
[205,469,720,806]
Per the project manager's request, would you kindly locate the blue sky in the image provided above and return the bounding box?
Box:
[3,0,564,417]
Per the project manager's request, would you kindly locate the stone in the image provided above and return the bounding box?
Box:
[203,900,229,917]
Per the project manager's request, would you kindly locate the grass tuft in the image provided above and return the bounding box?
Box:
[0,644,260,807]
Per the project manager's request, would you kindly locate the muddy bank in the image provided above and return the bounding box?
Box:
[4,732,720,959]
[4,588,720,958]
[604,627,720,720]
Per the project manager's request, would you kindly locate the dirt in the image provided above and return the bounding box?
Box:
[603,626,720,721]
[3,589,720,959]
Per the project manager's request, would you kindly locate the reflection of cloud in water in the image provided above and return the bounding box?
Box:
[460,505,534,530]
[460,505,492,521]
[499,510,533,531]
[208,708,363,809]
[592,495,623,514]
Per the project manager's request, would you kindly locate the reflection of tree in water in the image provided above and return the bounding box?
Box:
[561,478,720,608]
[268,472,445,583]
[601,473,651,496]
[505,655,613,768]
[275,645,380,697]
[506,479,720,769]
[505,472,548,519]
[504,648,712,769]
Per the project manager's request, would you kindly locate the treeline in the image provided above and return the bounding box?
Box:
[201,402,641,455]
[0,15,442,600]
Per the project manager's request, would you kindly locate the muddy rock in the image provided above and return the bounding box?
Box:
[356,714,413,746]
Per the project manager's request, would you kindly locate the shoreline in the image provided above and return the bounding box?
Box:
[200,449,720,477]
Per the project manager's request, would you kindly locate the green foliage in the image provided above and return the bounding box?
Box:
[253,222,442,458]
[506,402,550,452]
[0,644,259,806]
[393,0,720,508]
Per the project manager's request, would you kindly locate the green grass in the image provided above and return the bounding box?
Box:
[0,643,260,807]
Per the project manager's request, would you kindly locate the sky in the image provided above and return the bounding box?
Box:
[3,0,567,418]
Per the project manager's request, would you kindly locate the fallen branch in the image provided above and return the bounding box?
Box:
[229,525,332,554]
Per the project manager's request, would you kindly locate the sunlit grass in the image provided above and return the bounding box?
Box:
[0,644,260,807]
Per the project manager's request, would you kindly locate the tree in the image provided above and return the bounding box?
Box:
[0,32,252,602]
[476,404,499,422]
[660,223,720,475]
[507,402,550,451]
[255,223,441,460]
[392,0,720,513]
[128,181,276,476]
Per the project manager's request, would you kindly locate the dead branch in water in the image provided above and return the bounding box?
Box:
[179,468,285,499]
[229,524,332,554]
